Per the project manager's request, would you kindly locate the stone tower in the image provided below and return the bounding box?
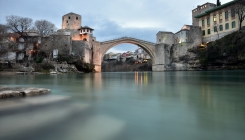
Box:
[62,12,81,30]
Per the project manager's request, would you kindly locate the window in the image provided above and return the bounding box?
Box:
[207,18,210,25]
[232,21,236,28]
[202,30,205,36]
[214,26,217,32]
[213,15,216,22]
[225,11,229,19]
[76,17,78,20]
[67,20,68,23]
[208,29,211,34]
[225,23,229,30]
[231,9,235,17]
[219,14,222,21]
[69,16,70,19]
[219,25,223,31]
[202,20,205,26]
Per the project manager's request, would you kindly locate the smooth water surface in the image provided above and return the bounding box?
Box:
[0,71,245,140]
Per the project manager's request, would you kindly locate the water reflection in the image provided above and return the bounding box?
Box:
[0,71,245,140]
[135,72,148,85]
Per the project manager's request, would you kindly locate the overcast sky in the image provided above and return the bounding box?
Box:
[0,0,231,53]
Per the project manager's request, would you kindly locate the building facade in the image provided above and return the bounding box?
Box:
[59,12,95,63]
[194,0,245,43]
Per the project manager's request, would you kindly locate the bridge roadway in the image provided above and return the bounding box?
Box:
[101,36,155,45]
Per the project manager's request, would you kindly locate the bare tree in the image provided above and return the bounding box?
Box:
[0,24,10,56]
[232,0,245,30]
[0,24,9,38]
[0,24,18,63]
[34,20,56,36]
[39,31,70,62]
[5,15,33,38]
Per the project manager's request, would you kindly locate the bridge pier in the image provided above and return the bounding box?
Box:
[92,41,102,72]
[152,43,167,71]
[94,65,101,73]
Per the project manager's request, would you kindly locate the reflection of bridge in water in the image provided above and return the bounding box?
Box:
[92,36,168,72]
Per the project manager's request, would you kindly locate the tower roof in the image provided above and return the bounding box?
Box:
[63,12,81,17]
[78,26,94,30]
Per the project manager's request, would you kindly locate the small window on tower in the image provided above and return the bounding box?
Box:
[69,16,70,19]
[76,17,78,20]
[67,20,68,23]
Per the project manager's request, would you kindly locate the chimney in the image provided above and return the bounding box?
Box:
[217,0,221,6]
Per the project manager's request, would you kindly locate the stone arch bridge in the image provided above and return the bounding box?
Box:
[92,37,166,72]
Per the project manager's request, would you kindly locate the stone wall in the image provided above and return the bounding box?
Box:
[72,41,92,63]
[160,26,202,70]
[203,29,238,43]
[156,32,174,45]
[152,43,166,71]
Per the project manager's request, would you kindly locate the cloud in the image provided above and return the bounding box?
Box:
[0,0,233,53]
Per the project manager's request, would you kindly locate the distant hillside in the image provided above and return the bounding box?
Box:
[194,30,245,69]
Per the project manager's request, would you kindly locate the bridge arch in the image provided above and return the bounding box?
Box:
[92,36,166,72]
[100,37,156,64]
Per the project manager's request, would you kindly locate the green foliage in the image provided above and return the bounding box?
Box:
[40,63,55,70]
[57,54,74,63]
[194,31,245,65]
[34,56,44,63]
[74,61,95,73]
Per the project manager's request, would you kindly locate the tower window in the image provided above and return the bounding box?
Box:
[69,16,70,19]
[231,9,235,17]
[213,15,216,22]
[225,11,229,19]
[232,21,236,28]
[76,17,78,20]
[219,25,223,31]
[207,18,210,25]
[225,23,229,30]
[67,20,68,23]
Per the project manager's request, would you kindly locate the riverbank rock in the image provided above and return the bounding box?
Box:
[0,86,50,99]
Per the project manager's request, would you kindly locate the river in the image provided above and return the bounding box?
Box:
[0,71,245,140]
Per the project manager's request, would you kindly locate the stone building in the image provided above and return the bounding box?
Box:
[0,31,40,63]
[156,25,202,68]
[193,0,245,43]
[192,2,217,26]
[59,12,95,63]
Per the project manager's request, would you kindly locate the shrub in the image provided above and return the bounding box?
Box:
[40,63,55,70]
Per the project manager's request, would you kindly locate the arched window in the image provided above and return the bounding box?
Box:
[83,38,87,41]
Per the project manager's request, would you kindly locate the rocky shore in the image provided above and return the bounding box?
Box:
[0,86,50,99]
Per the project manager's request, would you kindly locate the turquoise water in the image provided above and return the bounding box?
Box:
[0,71,245,140]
